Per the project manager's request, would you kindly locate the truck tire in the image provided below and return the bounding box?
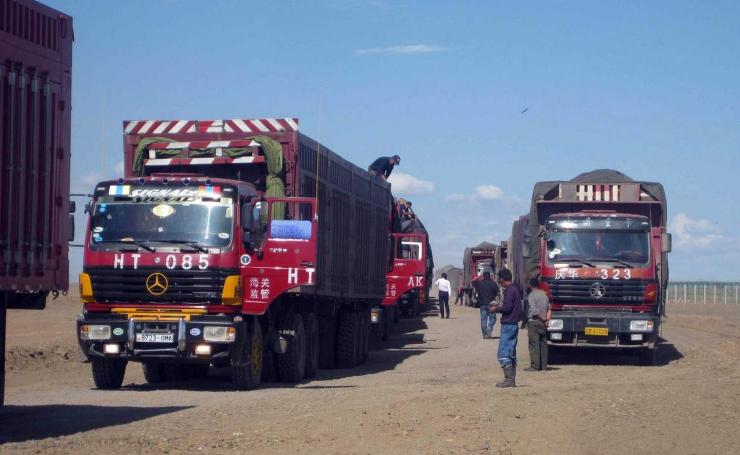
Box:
[638,347,657,366]
[277,312,306,383]
[319,316,337,369]
[359,310,369,363]
[261,348,278,383]
[142,362,165,383]
[232,318,263,390]
[91,358,127,389]
[337,310,360,368]
[304,312,320,379]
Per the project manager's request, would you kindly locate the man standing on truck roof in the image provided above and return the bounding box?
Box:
[368,155,400,181]
[525,278,551,372]
[474,271,499,339]
[489,269,523,388]
[435,273,451,319]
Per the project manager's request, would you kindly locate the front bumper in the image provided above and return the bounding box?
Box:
[77,313,239,362]
[546,310,659,348]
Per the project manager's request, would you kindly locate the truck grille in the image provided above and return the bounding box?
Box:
[547,279,648,305]
[85,268,237,304]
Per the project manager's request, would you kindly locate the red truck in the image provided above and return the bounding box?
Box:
[519,169,671,365]
[371,203,434,342]
[460,242,497,307]
[0,0,73,406]
[76,118,392,389]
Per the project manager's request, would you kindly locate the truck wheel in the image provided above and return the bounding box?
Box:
[142,362,165,383]
[337,310,360,368]
[91,358,127,389]
[304,312,320,379]
[277,312,306,383]
[359,310,369,363]
[261,348,278,383]
[392,306,400,325]
[232,318,263,390]
[319,316,337,369]
[638,347,657,366]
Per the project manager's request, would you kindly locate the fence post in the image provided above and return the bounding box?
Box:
[713,284,717,304]
[703,284,706,304]
[725,285,728,304]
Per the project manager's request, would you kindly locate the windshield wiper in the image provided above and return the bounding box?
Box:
[553,258,596,268]
[112,239,156,252]
[158,239,209,253]
[585,258,634,269]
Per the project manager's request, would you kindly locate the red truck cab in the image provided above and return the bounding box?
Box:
[529,173,671,365]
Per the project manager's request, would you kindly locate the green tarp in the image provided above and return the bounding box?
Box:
[132,135,286,220]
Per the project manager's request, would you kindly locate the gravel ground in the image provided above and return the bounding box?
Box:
[1,296,739,454]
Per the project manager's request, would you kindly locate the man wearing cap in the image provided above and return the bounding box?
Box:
[368,155,401,181]
[473,271,499,339]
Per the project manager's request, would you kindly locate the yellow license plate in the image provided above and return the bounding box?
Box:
[585,327,608,336]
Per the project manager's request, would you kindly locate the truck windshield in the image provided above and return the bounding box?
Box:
[90,200,234,248]
[476,261,493,276]
[547,230,650,264]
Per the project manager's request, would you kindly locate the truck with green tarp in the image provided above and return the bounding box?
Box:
[76,118,392,389]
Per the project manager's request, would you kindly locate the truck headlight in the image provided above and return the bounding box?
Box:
[80,324,111,340]
[630,320,653,332]
[203,326,236,342]
[547,319,563,331]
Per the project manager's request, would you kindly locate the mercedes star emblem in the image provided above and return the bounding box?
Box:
[145,272,169,296]
[590,282,606,299]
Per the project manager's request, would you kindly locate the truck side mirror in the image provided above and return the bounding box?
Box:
[661,233,672,253]
[68,214,75,242]
[84,200,92,214]
[240,202,253,232]
[546,240,556,251]
[69,200,76,213]
[522,241,531,258]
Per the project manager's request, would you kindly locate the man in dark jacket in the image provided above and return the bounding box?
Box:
[368,155,400,180]
[489,268,523,387]
[473,271,499,339]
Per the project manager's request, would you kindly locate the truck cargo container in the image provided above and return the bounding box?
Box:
[517,169,670,365]
[461,242,497,307]
[0,0,73,405]
[76,118,392,389]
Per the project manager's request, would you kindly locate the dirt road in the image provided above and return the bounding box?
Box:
[2,296,740,454]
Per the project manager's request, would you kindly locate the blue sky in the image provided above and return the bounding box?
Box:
[47,0,740,281]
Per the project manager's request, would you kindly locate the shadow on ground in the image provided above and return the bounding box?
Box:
[119,306,433,392]
[0,404,192,443]
[549,337,684,367]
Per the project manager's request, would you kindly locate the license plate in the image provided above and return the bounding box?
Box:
[585,327,608,336]
[136,333,174,343]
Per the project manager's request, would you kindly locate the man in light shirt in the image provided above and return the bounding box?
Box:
[435,273,451,319]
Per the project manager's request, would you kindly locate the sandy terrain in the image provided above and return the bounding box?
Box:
[1,294,739,454]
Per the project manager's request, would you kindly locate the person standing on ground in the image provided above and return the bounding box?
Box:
[435,273,451,319]
[489,269,523,387]
[473,271,499,339]
[368,155,400,181]
[454,285,465,306]
[525,278,551,371]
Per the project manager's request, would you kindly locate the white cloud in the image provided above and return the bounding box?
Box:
[670,212,722,249]
[354,44,449,55]
[474,184,504,200]
[388,171,434,195]
[445,184,505,203]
